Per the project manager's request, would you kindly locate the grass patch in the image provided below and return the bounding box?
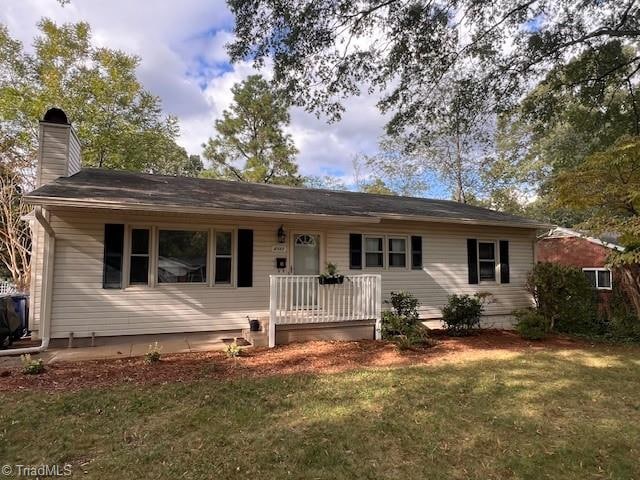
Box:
[1,348,640,479]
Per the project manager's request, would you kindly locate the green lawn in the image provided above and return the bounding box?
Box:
[2,348,640,479]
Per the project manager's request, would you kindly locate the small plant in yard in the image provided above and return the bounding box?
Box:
[21,354,44,375]
[225,341,241,358]
[382,291,432,349]
[514,309,549,340]
[144,342,162,364]
[442,293,492,336]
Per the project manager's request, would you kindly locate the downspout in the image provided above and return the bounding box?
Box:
[0,207,54,356]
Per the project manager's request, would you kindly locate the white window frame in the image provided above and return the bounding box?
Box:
[127,226,152,287]
[364,235,385,269]
[388,236,409,269]
[213,230,234,287]
[478,240,497,283]
[582,268,612,290]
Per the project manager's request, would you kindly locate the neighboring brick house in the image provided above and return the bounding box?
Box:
[537,227,624,309]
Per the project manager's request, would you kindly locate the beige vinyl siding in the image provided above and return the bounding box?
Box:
[36,125,72,186]
[36,208,536,339]
[67,129,82,176]
[28,222,44,336]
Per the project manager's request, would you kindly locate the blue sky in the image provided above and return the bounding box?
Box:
[2,0,451,196]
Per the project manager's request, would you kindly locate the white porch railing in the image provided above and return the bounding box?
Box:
[0,281,17,296]
[268,274,382,347]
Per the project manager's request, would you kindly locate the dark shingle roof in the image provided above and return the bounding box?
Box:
[25,169,548,228]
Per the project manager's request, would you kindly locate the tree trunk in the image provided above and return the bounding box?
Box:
[615,265,640,318]
[454,129,466,203]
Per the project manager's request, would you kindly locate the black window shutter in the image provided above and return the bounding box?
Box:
[237,229,253,287]
[411,236,423,269]
[349,234,362,269]
[467,239,478,284]
[499,240,510,284]
[103,224,124,289]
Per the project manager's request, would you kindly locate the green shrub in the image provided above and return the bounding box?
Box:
[381,291,431,349]
[386,291,419,322]
[441,293,489,336]
[21,354,45,375]
[514,309,549,340]
[526,263,598,334]
[606,288,640,341]
[225,341,241,358]
[144,342,162,364]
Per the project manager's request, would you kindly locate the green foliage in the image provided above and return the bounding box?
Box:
[318,262,345,284]
[441,294,487,336]
[202,75,301,186]
[359,178,395,195]
[225,341,241,358]
[0,20,194,175]
[526,263,598,334]
[144,342,162,364]
[228,0,638,140]
[386,291,420,323]
[381,291,431,349]
[553,136,640,258]
[514,309,549,341]
[604,288,640,342]
[485,44,640,222]
[21,354,44,375]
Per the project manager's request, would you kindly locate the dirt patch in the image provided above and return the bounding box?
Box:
[0,330,591,393]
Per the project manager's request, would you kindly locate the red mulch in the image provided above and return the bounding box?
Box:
[0,330,589,393]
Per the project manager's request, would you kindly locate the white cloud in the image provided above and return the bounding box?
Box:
[1,0,388,178]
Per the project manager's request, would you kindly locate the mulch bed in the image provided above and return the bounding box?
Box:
[0,330,588,393]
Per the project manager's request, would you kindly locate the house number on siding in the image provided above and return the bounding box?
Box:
[272,245,287,254]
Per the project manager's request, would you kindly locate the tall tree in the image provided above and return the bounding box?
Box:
[0,166,30,290]
[202,75,302,185]
[0,19,193,175]
[552,135,640,315]
[227,0,639,138]
[484,42,640,220]
[0,19,196,288]
[361,76,491,202]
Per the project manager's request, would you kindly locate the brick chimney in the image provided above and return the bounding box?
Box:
[36,108,81,188]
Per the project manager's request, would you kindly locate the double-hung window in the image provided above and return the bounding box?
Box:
[365,237,384,268]
[215,231,233,284]
[388,237,407,268]
[129,228,150,285]
[157,230,208,283]
[583,268,612,290]
[478,241,496,282]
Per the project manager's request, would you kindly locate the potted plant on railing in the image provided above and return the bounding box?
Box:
[318,262,345,285]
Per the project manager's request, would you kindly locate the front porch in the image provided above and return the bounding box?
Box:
[268,274,383,347]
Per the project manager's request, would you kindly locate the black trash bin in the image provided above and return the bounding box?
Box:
[10,295,29,339]
[0,296,22,348]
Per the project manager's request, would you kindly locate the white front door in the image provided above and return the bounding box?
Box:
[293,233,320,275]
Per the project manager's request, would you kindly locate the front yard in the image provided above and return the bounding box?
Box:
[1,332,640,479]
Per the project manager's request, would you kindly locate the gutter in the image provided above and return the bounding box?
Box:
[0,207,54,357]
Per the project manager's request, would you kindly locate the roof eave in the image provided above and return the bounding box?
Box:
[23,196,381,224]
[26,195,550,229]
[376,213,550,230]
